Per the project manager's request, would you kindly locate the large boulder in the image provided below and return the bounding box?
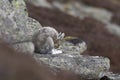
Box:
[0,0,42,54]
[0,0,42,43]
[35,53,110,79]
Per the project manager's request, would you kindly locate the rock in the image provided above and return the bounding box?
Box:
[105,23,120,36]
[0,9,26,43]
[35,53,110,79]
[0,0,120,79]
[33,27,59,54]
[12,42,35,54]
[0,0,21,43]
[26,17,42,40]
[0,0,42,43]
[26,3,120,73]
[26,0,120,79]
[0,0,13,15]
[99,72,120,80]
[58,36,87,54]
[0,0,27,43]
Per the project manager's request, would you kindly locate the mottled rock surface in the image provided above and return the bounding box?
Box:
[0,0,42,43]
[35,53,110,79]
[1,0,120,79]
[0,0,28,43]
[26,17,42,39]
[100,72,120,80]
[12,42,35,54]
[58,37,87,54]
[0,0,42,54]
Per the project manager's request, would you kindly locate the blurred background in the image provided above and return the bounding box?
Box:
[24,0,120,74]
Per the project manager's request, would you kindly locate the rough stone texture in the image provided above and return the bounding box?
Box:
[100,72,120,80]
[0,0,27,43]
[0,0,91,80]
[12,42,35,54]
[58,37,87,54]
[26,17,42,39]
[0,0,43,53]
[0,0,13,15]
[1,0,120,79]
[35,53,110,79]
[26,3,120,74]
[0,0,42,43]
[105,23,120,36]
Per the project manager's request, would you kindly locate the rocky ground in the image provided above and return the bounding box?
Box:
[26,0,120,74]
[1,0,120,80]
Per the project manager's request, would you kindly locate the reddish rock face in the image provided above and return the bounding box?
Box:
[26,2,120,73]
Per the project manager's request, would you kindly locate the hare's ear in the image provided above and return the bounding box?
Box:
[57,32,65,40]
[60,33,65,40]
[57,32,62,39]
